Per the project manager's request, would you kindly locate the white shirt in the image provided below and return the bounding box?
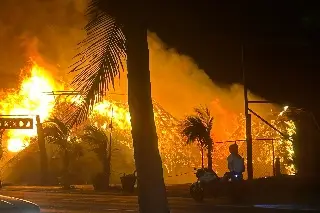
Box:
[227,154,245,173]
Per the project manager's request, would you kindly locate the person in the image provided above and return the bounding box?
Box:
[226,143,245,180]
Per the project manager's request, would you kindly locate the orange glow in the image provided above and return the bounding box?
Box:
[0,62,296,178]
[0,63,63,152]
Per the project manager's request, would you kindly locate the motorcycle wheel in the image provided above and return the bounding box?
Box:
[190,183,204,202]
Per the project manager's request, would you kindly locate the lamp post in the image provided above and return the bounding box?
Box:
[242,45,253,180]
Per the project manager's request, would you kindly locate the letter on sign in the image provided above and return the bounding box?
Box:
[0,118,34,129]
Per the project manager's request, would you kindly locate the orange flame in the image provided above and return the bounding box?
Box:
[0,63,296,178]
[1,63,63,152]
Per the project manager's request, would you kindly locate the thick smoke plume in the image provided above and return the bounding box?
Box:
[0,0,87,88]
[0,0,283,182]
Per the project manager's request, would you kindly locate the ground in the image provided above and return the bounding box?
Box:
[0,190,230,213]
[0,186,317,212]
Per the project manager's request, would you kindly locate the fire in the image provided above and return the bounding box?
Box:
[0,62,297,179]
[0,63,62,152]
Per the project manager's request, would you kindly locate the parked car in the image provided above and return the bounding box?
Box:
[0,195,40,212]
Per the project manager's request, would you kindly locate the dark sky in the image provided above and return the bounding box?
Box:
[147,1,320,118]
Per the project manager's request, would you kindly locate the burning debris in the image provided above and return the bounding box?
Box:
[0,63,296,178]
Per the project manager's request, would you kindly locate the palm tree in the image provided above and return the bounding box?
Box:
[43,117,83,188]
[36,115,48,185]
[66,1,169,212]
[81,125,111,187]
[181,106,214,171]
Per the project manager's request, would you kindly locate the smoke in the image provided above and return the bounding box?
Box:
[0,0,281,146]
[0,0,290,184]
[0,0,87,88]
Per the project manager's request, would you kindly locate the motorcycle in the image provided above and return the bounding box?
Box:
[190,168,244,202]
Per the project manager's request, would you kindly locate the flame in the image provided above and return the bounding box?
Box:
[0,62,297,179]
[0,63,62,152]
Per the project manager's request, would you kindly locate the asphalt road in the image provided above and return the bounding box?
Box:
[0,190,224,213]
[0,190,266,213]
[0,190,314,213]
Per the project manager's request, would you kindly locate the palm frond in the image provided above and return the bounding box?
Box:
[181,115,206,147]
[43,117,70,148]
[67,0,126,127]
[43,126,63,140]
[45,117,69,136]
[81,125,109,146]
[181,106,214,147]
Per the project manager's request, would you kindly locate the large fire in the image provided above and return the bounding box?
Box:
[0,63,296,179]
[0,63,61,152]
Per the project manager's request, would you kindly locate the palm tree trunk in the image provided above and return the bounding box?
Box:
[125,17,169,213]
[201,147,204,168]
[104,139,111,188]
[36,115,48,185]
[63,149,70,188]
[207,142,213,171]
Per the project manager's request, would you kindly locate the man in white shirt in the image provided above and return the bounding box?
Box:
[226,143,245,180]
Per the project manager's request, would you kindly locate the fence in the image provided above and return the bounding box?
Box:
[213,139,293,179]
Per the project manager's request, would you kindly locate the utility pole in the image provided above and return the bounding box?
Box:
[242,45,253,180]
[107,107,114,185]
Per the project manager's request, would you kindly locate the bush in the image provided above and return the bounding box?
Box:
[93,173,109,191]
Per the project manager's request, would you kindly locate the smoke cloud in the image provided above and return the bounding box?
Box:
[0,0,87,88]
[0,0,279,142]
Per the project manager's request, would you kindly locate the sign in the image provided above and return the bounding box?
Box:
[0,118,34,129]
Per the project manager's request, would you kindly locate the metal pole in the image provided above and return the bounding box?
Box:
[242,44,253,180]
[272,139,275,176]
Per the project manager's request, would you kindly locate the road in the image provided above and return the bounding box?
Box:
[0,190,228,213]
[0,190,314,212]
[0,190,261,213]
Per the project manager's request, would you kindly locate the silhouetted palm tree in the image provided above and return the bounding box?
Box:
[43,117,83,188]
[181,106,214,170]
[81,125,111,187]
[66,1,168,212]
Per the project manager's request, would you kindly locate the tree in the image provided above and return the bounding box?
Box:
[181,106,214,171]
[36,115,48,185]
[43,117,83,188]
[66,1,169,212]
[81,125,111,187]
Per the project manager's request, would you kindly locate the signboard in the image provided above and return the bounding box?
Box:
[0,118,34,129]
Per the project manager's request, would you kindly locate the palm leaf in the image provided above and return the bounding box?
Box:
[181,115,206,147]
[181,106,214,148]
[81,125,109,145]
[66,0,126,127]
[43,117,70,148]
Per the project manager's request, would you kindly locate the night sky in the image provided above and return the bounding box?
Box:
[148,1,320,119]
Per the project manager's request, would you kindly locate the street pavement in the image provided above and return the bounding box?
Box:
[0,190,316,212]
[0,190,226,213]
